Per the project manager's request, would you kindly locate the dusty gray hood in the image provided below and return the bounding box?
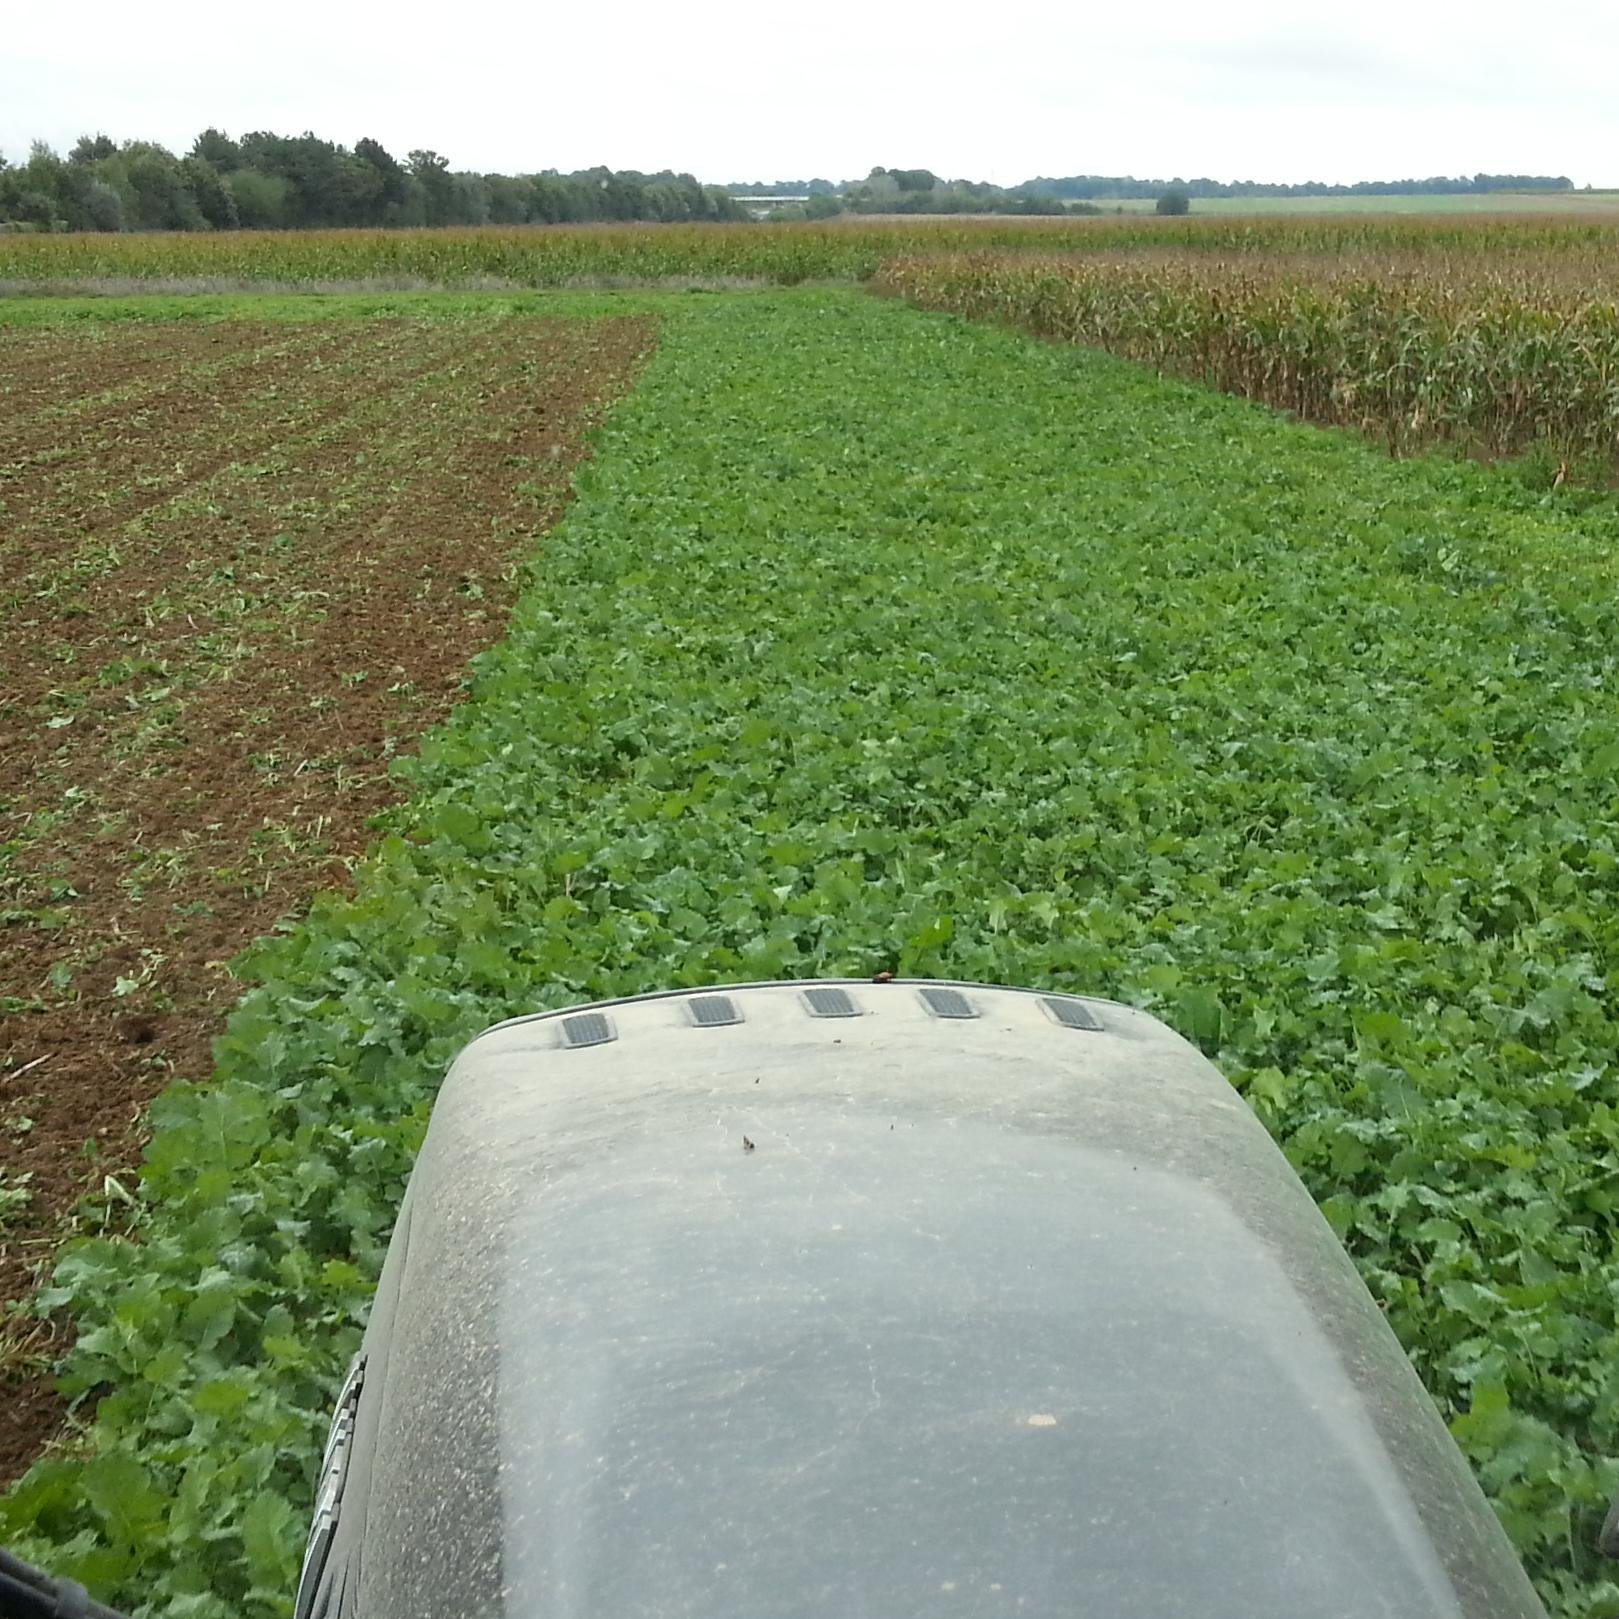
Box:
[298,981,1546,1619]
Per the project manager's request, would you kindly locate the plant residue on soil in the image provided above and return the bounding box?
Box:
[0,310,656,1482]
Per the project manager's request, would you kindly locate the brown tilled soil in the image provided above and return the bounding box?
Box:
[0,311,656,1483]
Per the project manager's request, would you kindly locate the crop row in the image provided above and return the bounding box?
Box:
[3,290,1615,1619]
[878,252,1619,469]
[10,214,1619,289]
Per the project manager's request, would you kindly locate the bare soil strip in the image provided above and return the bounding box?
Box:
[0,312,656,1483]
[1,323,515,606]
[0,324,403,528]
[0,322,280,421]
[0,322,369,457]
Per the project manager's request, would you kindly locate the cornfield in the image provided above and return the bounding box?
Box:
[877,250,1619,468]
[0,220,1108,289]
[9,213,1619,291]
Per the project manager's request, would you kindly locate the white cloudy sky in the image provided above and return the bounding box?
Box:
[3,0,1615,186]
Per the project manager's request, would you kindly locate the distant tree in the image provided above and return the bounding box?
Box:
[707,185,748,222]
[857,169,901,206]
[355,137,410,217]
[223,168,292,229]
[48,158,114,230]
[180,155,239,229]
[682,176,716,220]
[1,152,25,227]
[25,141,64,173]
[1,147,58,228]
[450,172,490,225]
[192,128,242,170]
[1155,188,1190,215]
[235,131,357,226]
[81,180,125,231]
[804,192,842,220]
[6,189,56,228]
[597,168,645,221]
[482,173,531,224]
[316,154,393,225]
[69,133,117,164]
[1,153,20,218]
[10,142,82,229]
[119,143,205,230]
[407,148,454,225]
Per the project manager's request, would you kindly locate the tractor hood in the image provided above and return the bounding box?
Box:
[297,981,1547,1619]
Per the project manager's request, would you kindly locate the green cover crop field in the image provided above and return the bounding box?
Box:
[2,288,1618,1618]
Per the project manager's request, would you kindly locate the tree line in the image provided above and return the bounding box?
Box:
[725,168,1583,221]
[2,136,1586,234]
[1020,173,1576,200]
[839,169,1071,216]
[737,169,1077,220]
[0,131,748,232]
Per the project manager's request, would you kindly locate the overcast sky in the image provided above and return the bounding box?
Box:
[4,0,1616,187]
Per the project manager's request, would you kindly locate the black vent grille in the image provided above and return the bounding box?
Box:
[918,986,977,1019]
[801,986,859,1018]
[560,1011,615,1048]
[687,994,742,1027]
[1042,996,1102,1032]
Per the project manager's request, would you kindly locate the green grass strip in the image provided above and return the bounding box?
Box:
[4,290,1618,1618]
